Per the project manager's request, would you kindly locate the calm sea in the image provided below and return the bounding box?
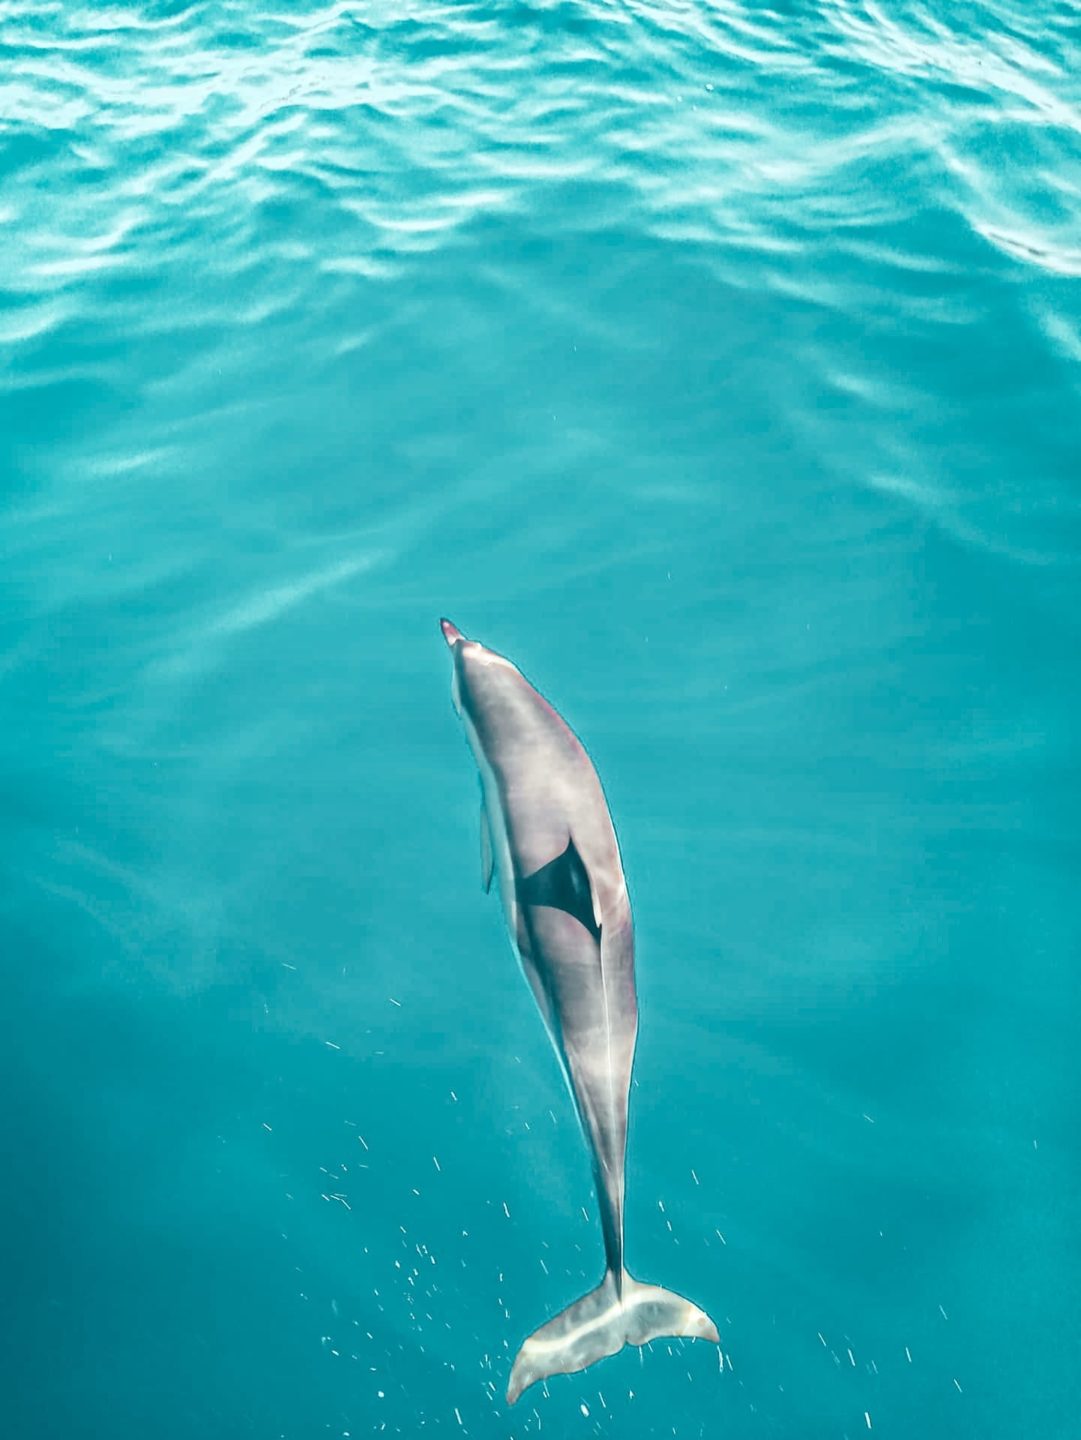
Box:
[2,2,1078,1437]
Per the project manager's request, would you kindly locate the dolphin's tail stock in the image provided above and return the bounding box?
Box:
[506,1270,719,1403]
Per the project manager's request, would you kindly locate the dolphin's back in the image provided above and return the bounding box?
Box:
[458,652,621,898]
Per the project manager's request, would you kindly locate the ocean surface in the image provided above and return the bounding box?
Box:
[2,2,1079,1437]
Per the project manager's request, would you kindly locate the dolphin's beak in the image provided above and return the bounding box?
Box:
[440,618,465,647]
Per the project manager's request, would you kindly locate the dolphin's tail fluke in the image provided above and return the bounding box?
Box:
[506,1270,719,1404]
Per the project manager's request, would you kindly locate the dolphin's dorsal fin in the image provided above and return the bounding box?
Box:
[518,837,601,940]
[480,802,494,893]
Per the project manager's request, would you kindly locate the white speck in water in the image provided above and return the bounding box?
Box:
[865,1412,872,1429]
[580,1403,589,1417]
[388,997,401,1007]
[939,1305,949,1320]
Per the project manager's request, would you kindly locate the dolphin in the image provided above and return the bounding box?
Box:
[440,619,719,1404]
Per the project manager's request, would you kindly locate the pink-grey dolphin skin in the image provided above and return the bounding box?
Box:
[440,619,718,1404]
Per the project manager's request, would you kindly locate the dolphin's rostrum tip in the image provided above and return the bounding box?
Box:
[440,617,465,646]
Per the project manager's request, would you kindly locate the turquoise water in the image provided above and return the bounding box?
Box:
[2,1,1079,1436]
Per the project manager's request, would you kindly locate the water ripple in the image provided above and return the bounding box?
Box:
[1,0,1078,602]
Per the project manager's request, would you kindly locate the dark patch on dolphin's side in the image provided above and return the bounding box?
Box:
[517,837,601,941]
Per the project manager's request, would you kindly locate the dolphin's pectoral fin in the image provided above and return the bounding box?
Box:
[517,837,601,940]
[480,802,494,893]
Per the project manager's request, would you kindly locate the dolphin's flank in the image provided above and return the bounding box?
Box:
[440,619,719,1404]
